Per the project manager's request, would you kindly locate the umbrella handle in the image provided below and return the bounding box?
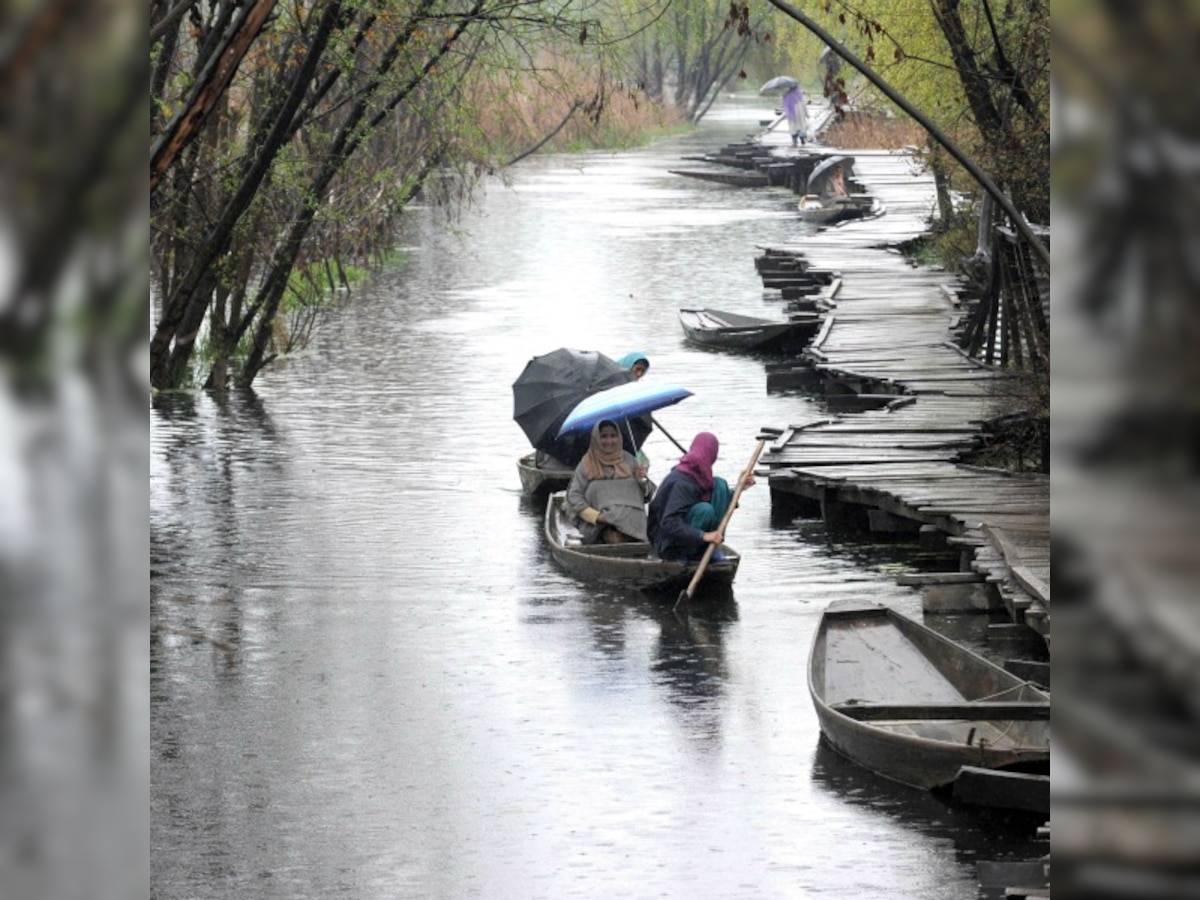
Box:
[650,416,688,455]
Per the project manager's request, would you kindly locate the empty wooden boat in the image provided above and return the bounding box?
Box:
[544,491,739,594]
[808,599,1050,790]
[678,308,820,354]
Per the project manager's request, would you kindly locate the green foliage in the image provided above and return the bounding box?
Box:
[768,0,1049,219]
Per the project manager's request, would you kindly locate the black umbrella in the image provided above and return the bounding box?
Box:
[512,348,651,466]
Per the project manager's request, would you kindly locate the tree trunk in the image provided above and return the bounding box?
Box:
[150,0,280,191]
[150,0,346,390]
[931,152,953,230]
[240,0,478,384]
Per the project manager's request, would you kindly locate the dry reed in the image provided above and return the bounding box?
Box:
[821,111,925,150]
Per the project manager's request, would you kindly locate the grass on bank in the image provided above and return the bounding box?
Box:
[821,111,926,150]
[473,60,691,160]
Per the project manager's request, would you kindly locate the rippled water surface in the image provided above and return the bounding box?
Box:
[151,96,1041,898]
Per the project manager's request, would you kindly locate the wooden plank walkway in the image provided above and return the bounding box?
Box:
[750,148,1049,637]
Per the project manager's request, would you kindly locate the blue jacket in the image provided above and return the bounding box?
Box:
[647,469,706,560]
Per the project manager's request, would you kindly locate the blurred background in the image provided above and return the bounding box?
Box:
[1049,3,1200,896]
[1,0,147,897]
[3,0,1200,897]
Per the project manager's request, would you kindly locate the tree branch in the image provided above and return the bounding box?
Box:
[504,99,584,166]
[149,0,279,192]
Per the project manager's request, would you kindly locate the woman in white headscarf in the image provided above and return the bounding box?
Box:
[566,420,654,544]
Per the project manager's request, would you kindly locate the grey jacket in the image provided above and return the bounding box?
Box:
[566,453,653,543]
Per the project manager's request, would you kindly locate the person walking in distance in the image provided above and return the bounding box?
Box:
[783,85,808,147]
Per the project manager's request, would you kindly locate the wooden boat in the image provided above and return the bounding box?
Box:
[808,599,1050,790]
[758,270,836,289]
[796,154,880,226]
[678,308,820,354]
[797,193,880,225]
[544,491,739,594]
[517,452,573,498]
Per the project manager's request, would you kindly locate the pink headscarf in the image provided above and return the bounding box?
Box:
[676,432,719,495]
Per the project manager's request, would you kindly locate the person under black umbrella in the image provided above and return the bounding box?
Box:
[617,351,649,380]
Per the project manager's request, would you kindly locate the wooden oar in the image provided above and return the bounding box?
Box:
[674,430,779,612]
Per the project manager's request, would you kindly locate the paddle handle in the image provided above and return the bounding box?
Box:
[675,436,770,608]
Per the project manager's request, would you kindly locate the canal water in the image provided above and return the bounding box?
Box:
[151,95,1042,898]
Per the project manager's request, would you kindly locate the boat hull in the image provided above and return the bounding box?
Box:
[797,195,879,226]
[544,492,739,594]
[678,308,819,354]
[808,600,1050,790]
[517,453,572,498]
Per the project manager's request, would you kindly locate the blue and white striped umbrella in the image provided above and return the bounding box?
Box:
[557,381,693,437]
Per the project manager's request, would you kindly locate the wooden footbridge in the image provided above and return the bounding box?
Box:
[747,148,1050,640]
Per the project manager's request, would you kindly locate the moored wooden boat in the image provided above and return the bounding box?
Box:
[544,491,739,594]
[678,308,820,354]
[797,193,880,225]
[517,452,572,498]
[808,599,1050,790]
[795,154,880,226]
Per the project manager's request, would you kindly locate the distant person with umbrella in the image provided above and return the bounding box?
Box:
[567,420,654,545]
[783,84,808,146]
[647,432,755,563]
[760,76,807,147]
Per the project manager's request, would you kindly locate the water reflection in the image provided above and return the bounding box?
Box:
[649,599,736,758]
[811,740,1047,866]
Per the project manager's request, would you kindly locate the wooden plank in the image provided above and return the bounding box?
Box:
[1010,564,1050,605]
[812,313,835,350]
[896,571,985,585]
[1004,659,1049,687]
[954,767,1049,814]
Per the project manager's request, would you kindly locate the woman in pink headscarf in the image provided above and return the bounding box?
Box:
[647,432,754,562]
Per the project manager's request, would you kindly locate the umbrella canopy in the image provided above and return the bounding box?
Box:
[759,75,799,94]
[807,155,852,193]
[557,381,693,438]
[512,348,646,465]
